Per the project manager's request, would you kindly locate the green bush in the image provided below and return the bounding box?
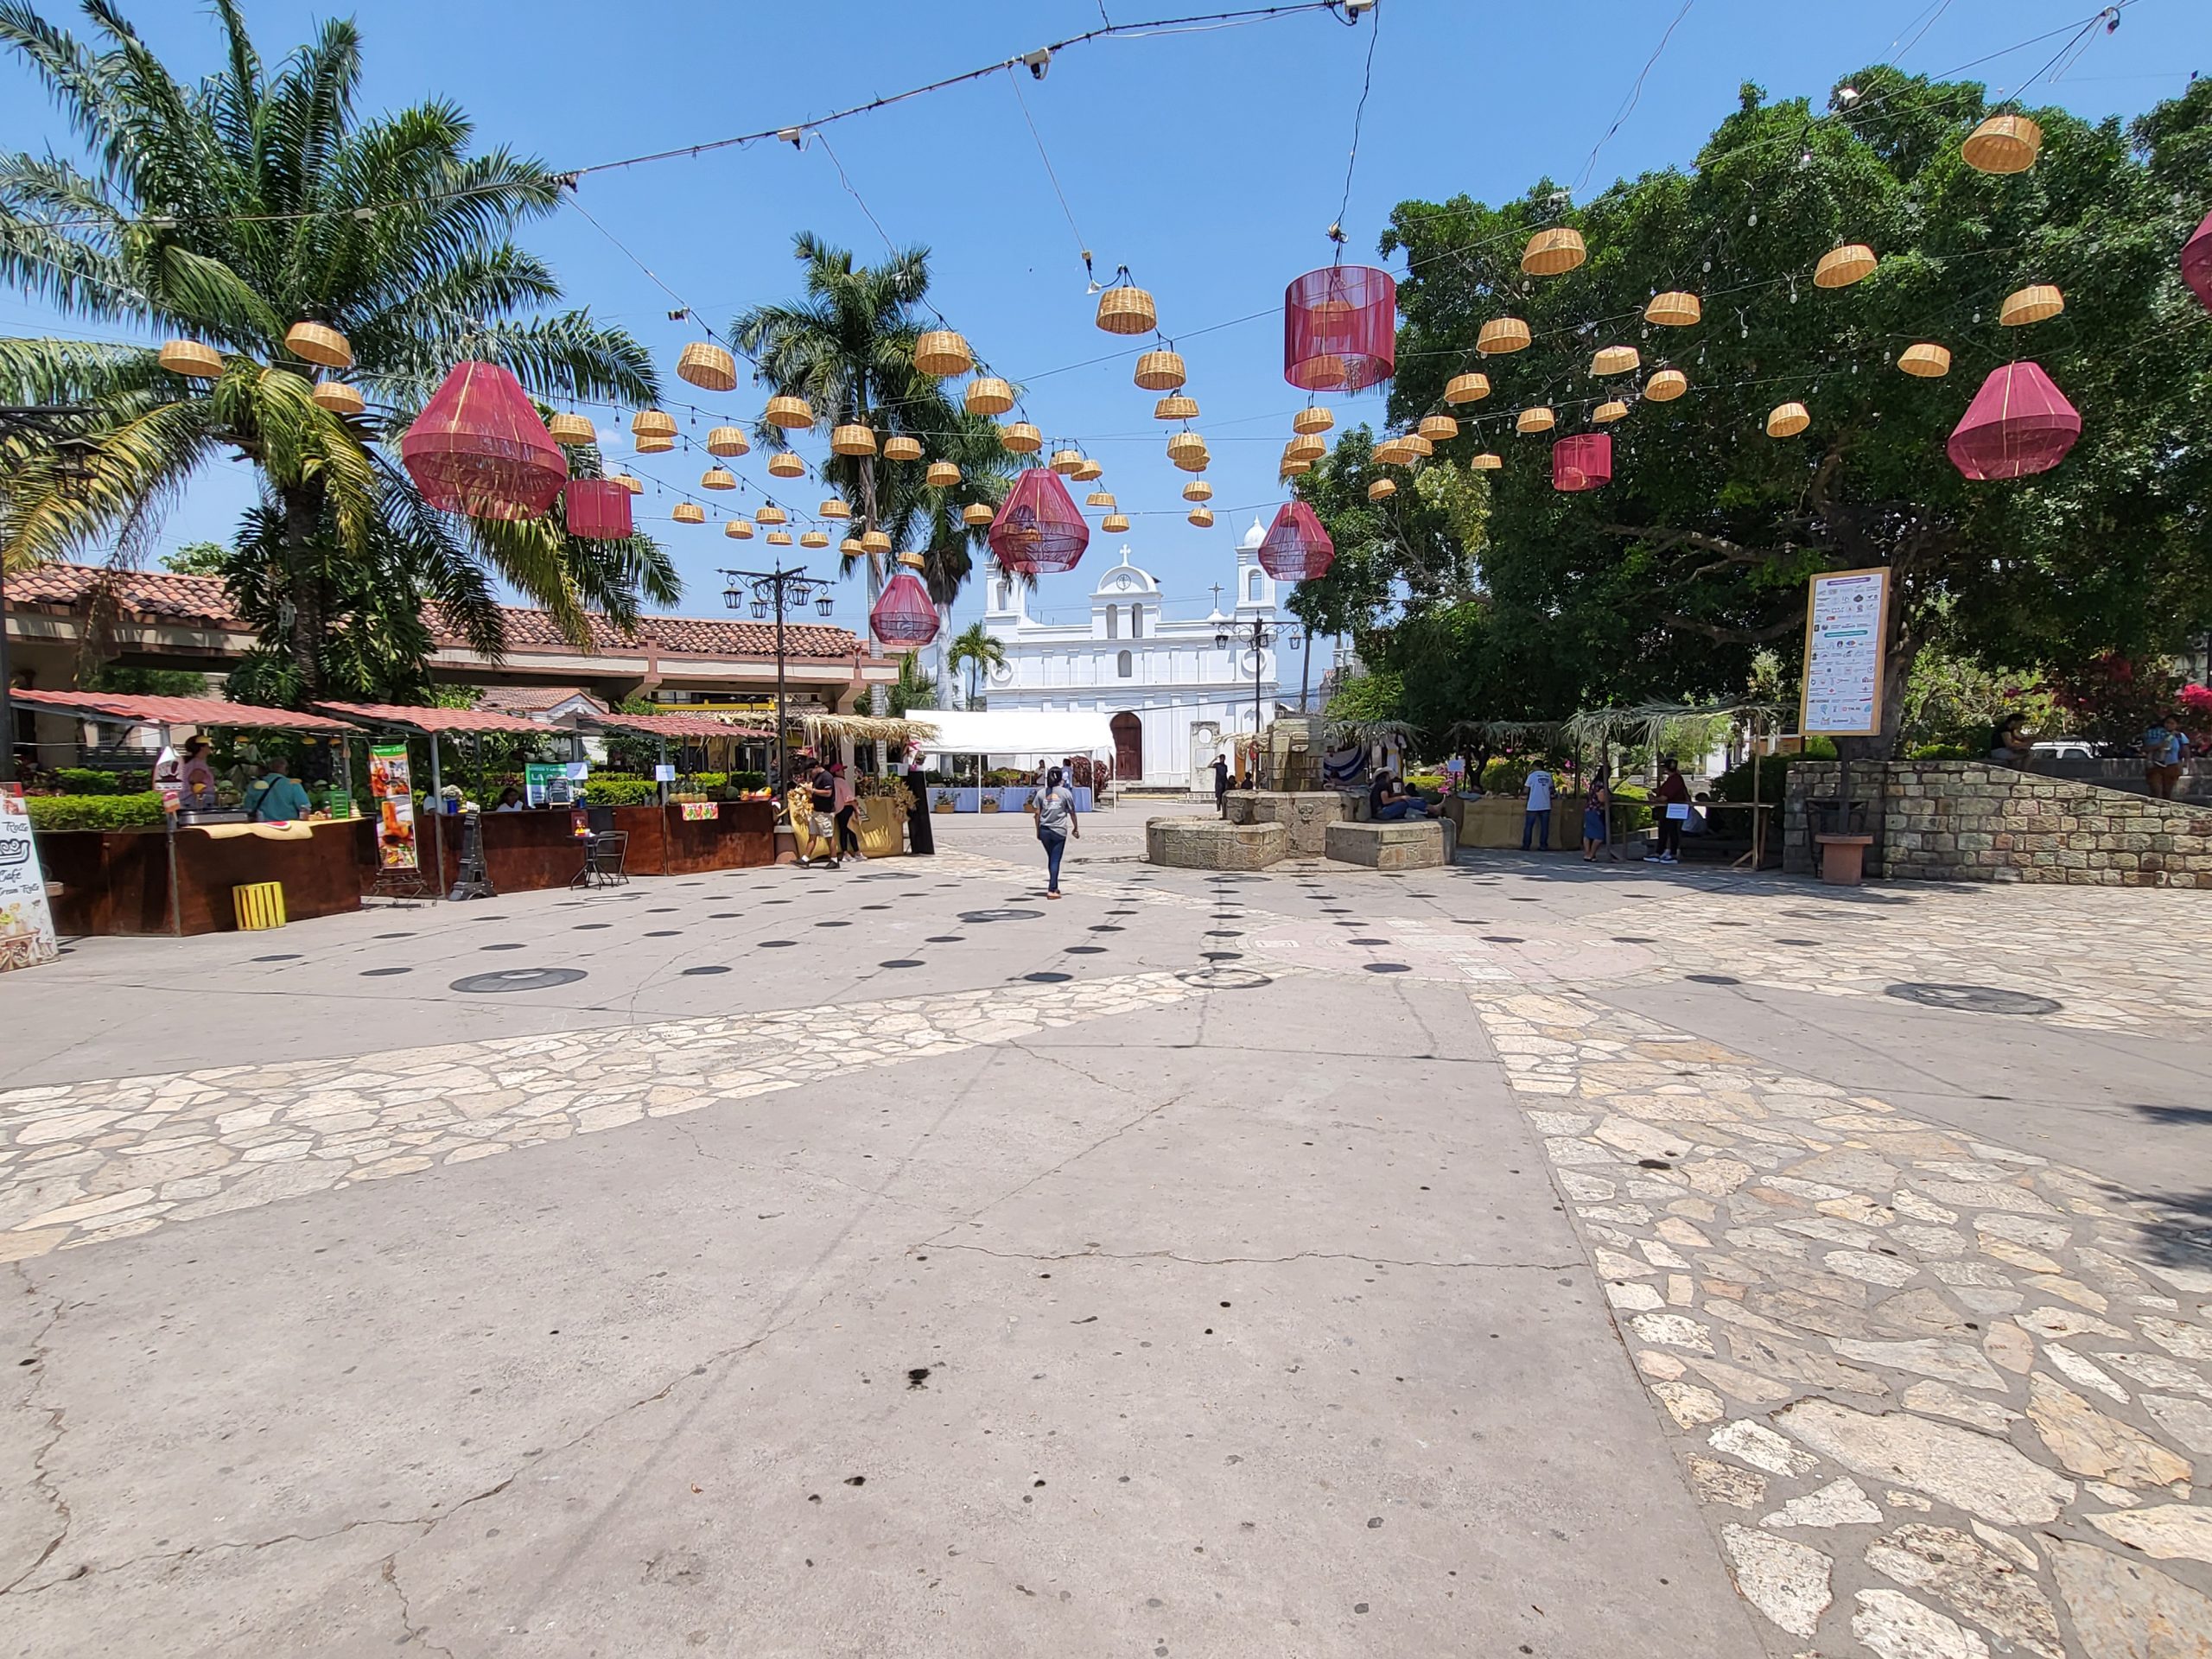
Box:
[28,791,168,832]
[1711,741,1837,804]
[51,766,148,796]
[1907,742,1978,760]
[582,778,661,807]
[1610,781,1655,834]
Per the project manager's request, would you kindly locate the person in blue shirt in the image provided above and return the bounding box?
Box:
[245,756,313,821]
[2143,715,2187,799]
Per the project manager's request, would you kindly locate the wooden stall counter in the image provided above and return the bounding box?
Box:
[658,799,776,873]
[43,817,372,937]
[416,801,779,893]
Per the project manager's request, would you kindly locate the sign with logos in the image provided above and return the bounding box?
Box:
[523,761,571,808]
[365,743,419,871]
[1799,568,1891,737]
[0,786,59,974]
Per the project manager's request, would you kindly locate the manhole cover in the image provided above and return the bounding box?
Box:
[961,909,1044,923]
[682,965,731,976]
[1176,965,1274,990]
[1885,982,2062,1016]
[1688,974,1742,986]
[449,968,588,994]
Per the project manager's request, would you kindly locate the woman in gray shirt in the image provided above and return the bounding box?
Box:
[1029,766,1080,898]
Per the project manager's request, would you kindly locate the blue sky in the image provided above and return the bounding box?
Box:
[2,0,2199,642]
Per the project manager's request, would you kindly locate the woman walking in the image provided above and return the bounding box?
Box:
[830,761,863,862]
[1028,766,1080,899]
[903,749,935,855]
[1582,766,1612,862]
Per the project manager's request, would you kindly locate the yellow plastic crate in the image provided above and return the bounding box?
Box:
[233,880,287,931]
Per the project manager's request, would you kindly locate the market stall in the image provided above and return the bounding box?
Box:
[914,709,1104,810]
[560,709,779,875]
[14,689,367,936]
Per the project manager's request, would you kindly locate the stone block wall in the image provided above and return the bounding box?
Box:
[1224,790,1347,855]
[1784,761,2212,887]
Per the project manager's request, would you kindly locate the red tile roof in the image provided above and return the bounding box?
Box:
[10,563,863,661]
[572,710,774,740]
[474,685,608,715]
[312,702,551,735]
[10,688,364,732]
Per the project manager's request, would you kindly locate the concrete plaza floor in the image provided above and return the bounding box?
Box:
[2,808,2209,1656]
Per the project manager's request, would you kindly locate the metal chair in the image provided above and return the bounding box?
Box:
[572,829,629,888]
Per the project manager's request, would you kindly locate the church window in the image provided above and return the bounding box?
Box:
[1116,650,1133,679]
[1247,569,1262,601]
[1105,605,1118,639]
[996,580,1010,611]
[1130,604,1144,639]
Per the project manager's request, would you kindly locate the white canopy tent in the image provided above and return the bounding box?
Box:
[918,708,1116,762]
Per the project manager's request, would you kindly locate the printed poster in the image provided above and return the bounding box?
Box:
[366,742,419,871]
[680,801,719,822]
[523,761,568,808]
[0,786,59,973]
[1799,568,1891,737]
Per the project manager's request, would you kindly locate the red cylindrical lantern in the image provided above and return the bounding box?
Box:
[2183,210,2212,313]
[563,478,632,541]
[988,468,1090,576]
[1551,432,1612,493]
[1256,500,1335,582]
[1947,362,2082,480]
[871,557,939,647]
[1283,265,1395,394]
[400,362,566,519]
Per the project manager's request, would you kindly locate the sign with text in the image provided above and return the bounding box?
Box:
[1799,568,1891,737]
[366,743,419,871]
[0,786,59,973]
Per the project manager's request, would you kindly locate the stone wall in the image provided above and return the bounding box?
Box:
[1784,761,2212,887]
[1224,790,1346,856]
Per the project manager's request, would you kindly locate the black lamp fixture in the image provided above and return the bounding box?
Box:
[815,594,834,616]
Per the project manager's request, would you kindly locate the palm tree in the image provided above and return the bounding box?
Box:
[947,621,1005,711]
[886,651,935,716]
[0,2,674,702]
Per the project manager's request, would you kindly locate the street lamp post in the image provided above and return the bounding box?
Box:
[721,563,831,792]
[0,406,99,784]
[1216,613,1301,786]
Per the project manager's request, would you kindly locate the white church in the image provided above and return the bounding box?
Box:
[974,517,1306,790]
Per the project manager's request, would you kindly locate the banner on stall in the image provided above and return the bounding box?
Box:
[523,761,570,808]
[0,786,59,973]
[680,801,719,822]
[366,743,419,871]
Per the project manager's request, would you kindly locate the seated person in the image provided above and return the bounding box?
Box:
[1990,713,2035,768]
[1368,771,1442,822]
[243,756,312,822]
[494,786,526,812]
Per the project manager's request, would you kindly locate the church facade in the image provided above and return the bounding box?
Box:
[976,518,1306,789]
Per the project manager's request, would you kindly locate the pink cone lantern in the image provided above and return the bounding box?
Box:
[871,563,939,648]
[1256,500,1336,583]
[2183,210,2212,313]
[563,478,632,542]
[1947,361,2082,480]
[988,468,1090,576]
[399,361,566,519]
[1283,265,1395,394]
[1552,432,1612,493]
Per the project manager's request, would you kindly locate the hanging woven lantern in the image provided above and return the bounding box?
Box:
[1402,432,1434,458]
[1049,448,1085,476]
[548,412,596,446]
[963,502,995,526]
[563,478,633,542]
[800,531,830,549]
[1813,245,1878,289]
[1188,507,1215,528]
[990,468,1090,575]
[1644,368,1688,402]
[1096,282,1158,335]
[882,435,925,463]
[756,504,789,525]
[635,436,675,454]
[861,531,893,556]
[1592,400,1630,424]
[284,321,352,368]
[1521,227,1586,276]
[671,502,706,524]
[1282,265,1395,392]
[1948,361,2081,480]
[704,425,749,457]
[830,423,878,457]
[1287,431,1327,464]
[1280,457,1312,478]
[677,341,737,392]
[312,381,364,416]
[1101,512,1130,533]
[1999,284,2064,326]
[1766,402,1810,438]
[1897,343,1952,378]
[1368,478,1396,501]
[765,394,814,429]
[1645,291,1702,327]
[766,530,793,546]
[924,461,961,489]
[1258,500,1336,582]
[1183,480,1212,503]
[157,339,222,378]
[1373,436,1417,467]
[1478,317,1533,355]
[2183,211,2212,312]
[767,451,805,479]
[1470,452,1502,471]
[871,552,939,646]
[632,409,677,441]
[398,361,565,520]
[965,377,1015,416]
[842,536,866,556]
[1135,348,1186,391]
[1515,407,1554,435]
[1086,490,1116,508]
[1072,458,1103,483]
[1166,430,1208,471]
[1445,372,1491,404]
[1001,422,1042,454]
[1293,405,1335,435]
[726,518,753,538]
[1552,432,1612,493]
[1417,414,1459,444]
[702,467,736,492]
[1154,392,1199,422]
[611,474,643,495]
[820,498,851,519]
[1963,113,2042,175]
[1591,345,1640,376]
[913,328,973,378]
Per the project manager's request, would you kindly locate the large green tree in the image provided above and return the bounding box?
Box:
[1378,67,2212,755]
[0,1,675,702]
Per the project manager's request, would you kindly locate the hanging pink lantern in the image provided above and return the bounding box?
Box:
[988,468,1090,576]
[1551,432,1612,493]
[563,478,632,541]
[1283,265,1395,394]
[399,361,565,519]
[871,557,939,647]
[1256,500,1336,582]
[1947,361,2082,480]
[2183,210,2212,313]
